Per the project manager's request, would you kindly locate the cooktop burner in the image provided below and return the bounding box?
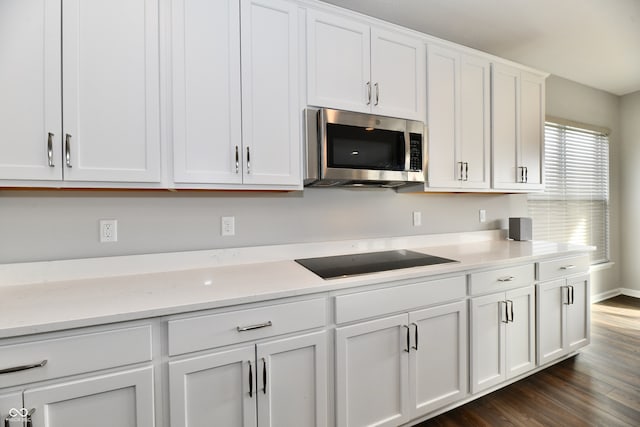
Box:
[295,249,458,279]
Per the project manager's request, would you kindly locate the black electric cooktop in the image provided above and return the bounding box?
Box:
[295,249,458,280]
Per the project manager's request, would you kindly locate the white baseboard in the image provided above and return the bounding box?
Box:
[592,288,640,303]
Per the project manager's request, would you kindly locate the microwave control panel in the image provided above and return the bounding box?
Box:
[409,135,423,171]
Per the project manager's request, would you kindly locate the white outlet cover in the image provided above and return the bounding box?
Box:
[412,211,422,227]
[479,209,487,223]
[99,219,118,243]
[221,216,235,236]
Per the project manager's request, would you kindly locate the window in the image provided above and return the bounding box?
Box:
[528,120,610,264]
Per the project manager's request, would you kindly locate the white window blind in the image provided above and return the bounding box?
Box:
[528,121,609,264]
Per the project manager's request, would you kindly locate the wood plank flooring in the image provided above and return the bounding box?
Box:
[417,295,640,427]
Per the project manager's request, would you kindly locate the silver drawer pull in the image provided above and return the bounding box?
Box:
[497,276,515,282]
[0,360,47,375]
[560,265,576,270]
[237,321,272,332]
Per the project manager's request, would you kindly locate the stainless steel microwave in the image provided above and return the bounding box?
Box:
[304,108,426,188]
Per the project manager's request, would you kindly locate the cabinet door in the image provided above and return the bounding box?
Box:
[566,274,590,352]
[256,331,327,427]
[23,367,154,427]
[62,0,161,183]
[409,301,467,418]
[520,71,545,189]
[491,63,519,190]
[336,314,410,427]
[171,0,242,184]
[505,286,536,378]
[169,345,256,427]
[470,292,506,393]
[536,279,567,365]
[371,28,425,121]
[307,9,370,113]
[426,45,460,188]
[0,0,61,181]
[240,0,301,187]
[459,54,490,189]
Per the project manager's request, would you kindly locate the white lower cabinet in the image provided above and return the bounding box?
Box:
[537,274,590,366]
[470,285,536,394]
[24,367,154,427]
[169,331,327,427]
[335,301,467,427]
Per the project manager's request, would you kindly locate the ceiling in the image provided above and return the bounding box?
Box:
[321,0,640,96]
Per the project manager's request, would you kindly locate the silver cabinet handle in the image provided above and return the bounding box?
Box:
[524,166,528,183]
[235,145,239,174]
[562,286,571,305]
[248,361,253,397]
[374,82,379,105]
[507,300,514,322]
[5,408,35,427]
[237,321,272,332]
[261,357,267,394]
[560,265,576,270]
[498,276,515,282]
[501,301,509,323]
[569,285,575,305]
[47,133,55,167]
[246,146,251,174]
[411,322,418,350]
[0,360,47,375]
[65,134,72,168]
[403,325,410,353]
[464,162,469,181]
[458,162,464,181]
[366,81,371,105]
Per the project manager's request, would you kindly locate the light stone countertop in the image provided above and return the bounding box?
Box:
[0,231,592,339]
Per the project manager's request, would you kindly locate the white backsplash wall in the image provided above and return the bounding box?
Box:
[0,189,528,263]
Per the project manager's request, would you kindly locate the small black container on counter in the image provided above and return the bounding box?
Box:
[509,217,532,241]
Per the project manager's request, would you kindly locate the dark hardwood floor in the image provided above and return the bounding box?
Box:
[418,295,640,427]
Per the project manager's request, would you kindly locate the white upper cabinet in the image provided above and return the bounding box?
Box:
[492,62,546,191]
[0,0,61,181]
[426,45,490,189]
[171,0,301,189]
[307,9,425,121]
[171,0,242,185]
[0,0,161,185]
[62,0,161,183]
[240,0,301,187]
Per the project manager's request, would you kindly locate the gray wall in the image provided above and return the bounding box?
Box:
[0,189,525,263]
[620,90,640,293]
[545,75,622,297]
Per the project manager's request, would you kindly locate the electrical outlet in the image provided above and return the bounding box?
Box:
[100,219,118,242]
[221,216,235,236]
[412,211,422,227]
[479,209,487,223]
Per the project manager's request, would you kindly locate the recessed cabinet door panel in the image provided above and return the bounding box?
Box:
[505,286,536,378]
[537,279,567,365]
[426,46,459,188]
[307,10,370,113]
[491,64,519,189]
[256,331,327,427]
[0,0,61,181]
[336,314,410,427]
[409,301,467,418]
[62,0,160,183]
[470,292,506,393]
[241,0,301,186]
[169,345,256,427]
[460,55,490,188]
[520,71,544,187]
[371,28,425,121]
[566,275,590,352]
[23,367,154,427]
[172,0,242,184]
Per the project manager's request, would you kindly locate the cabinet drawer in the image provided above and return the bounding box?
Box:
[537,255,590,281]
[0,325,152,388]
[469,263,534,295]
[335,275,466,324]
[168,298,327,356]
